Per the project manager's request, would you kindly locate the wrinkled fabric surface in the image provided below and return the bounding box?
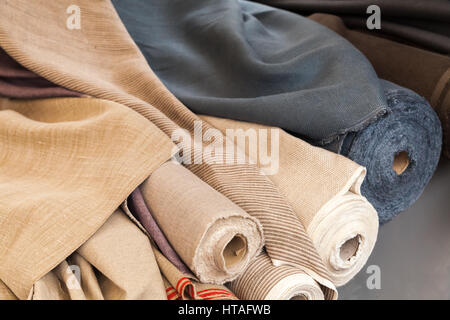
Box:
[113,0,387,145]
[256,0,450,54]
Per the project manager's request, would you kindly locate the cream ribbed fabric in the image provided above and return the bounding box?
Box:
[229,252,324,300]
[0,0,336,299]
[0,97,173,299]
[141,162,263,284]
[32,209,167,300]
[203,115,379,286]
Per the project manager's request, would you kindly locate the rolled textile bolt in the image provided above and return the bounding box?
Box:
[140,161,264,284]
[201,115,379,286]
[341,80,442,224]
[228,252,324,300]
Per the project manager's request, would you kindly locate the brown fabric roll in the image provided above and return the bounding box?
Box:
[32,209,168,300]
[0,48,82,98]
[308,13,450,158]
[257,0,450,54]
[0,97,174,299]
[0,0,337,298]
[140,162,263,284]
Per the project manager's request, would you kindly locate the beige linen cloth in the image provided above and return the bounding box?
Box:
[0,97,174,300]
[141,162,263,284]
[203,116,379,286]
[32,209,167,300]
[0,0,337,298]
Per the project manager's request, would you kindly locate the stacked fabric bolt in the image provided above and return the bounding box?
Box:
[112,0,442,223]
[0,0,445,300]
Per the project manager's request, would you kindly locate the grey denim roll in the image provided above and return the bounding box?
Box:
[112,0,442,223]
[112,0,387,145]
[337,81,442,224]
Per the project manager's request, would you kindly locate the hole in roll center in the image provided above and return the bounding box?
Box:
[340,235,361,262]
[393,151,410,175]
[222,235,247,269]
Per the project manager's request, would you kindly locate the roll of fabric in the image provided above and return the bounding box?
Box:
[32,209,168,300]
[128,188,192,276]
[309,13,450,159]
[339,81,442,223]
[256,0,450,54]
[140,161,263,284]
[0,97,174,299]
[203,115,378,285]
[0,0,337,299]
[112,0,387,146]
[0,48,82,98]
[121,199,237,300]
[228,252,324,300]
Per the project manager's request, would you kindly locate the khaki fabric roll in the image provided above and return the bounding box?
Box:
[121,201,238,301]
[141,162,263,284]
[229,252,324,300]
[0,0,337,299]
[32,209,167,300]
[202,115,379,286]
[0,97,174,299]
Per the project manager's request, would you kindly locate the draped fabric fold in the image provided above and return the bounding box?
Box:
[32,209,168,300]
[0,0,338,298]
[0,96,174,299]
[112,0,387,146]
[202,115,378,285]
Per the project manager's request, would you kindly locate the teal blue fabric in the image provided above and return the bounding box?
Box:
[112,0,387,145]
[112,0,442,223]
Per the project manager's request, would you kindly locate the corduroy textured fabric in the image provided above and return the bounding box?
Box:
[140,162,263,284]
[0,97,174,299]
[309,13,450,159]
[0,48,82,98]
[128,188,192,276]
[256,0,450,54]
[340,81,442,224]
[0,0,337,298]
[112,0,387,146]
[32,209,167,300]
[203,115,378,285]
[228,252,324,300]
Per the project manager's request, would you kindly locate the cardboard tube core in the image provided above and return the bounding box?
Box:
[393,151,410,175]
[223,235,247,269]
[340,235,361,261]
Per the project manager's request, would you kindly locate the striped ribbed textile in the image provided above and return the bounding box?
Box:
[0,0,336,299]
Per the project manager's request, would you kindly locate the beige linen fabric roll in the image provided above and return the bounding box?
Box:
[229,252,324,300]
[0,97,174,299]
[0,0,337,299]
[141,162,263,284]
[32,209,167,300]
[203,116,379,286]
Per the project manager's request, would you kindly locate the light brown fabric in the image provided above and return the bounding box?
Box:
[141,161,263,284]
[0,97,174,299]
[202,115,379,286]
[0,279,17,300]
[229,252,324,300]
[0,0,336,299]
[32,209,167,300]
